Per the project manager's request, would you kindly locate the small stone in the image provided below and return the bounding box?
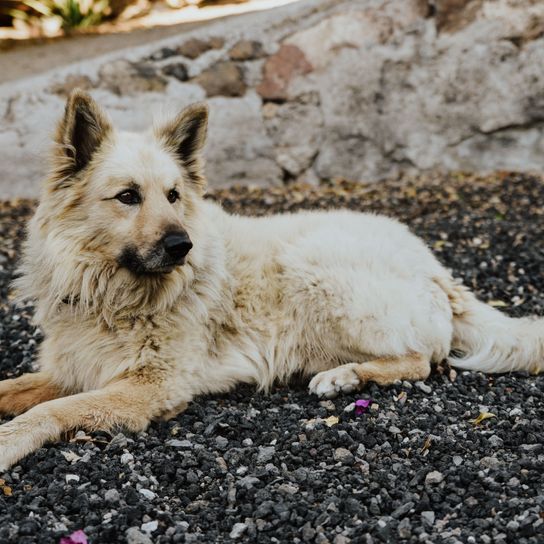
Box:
[421,511,435,526]
[121,452,134,464]
[319,400,336,411]
[229,40,265,61]
[126,527,153,544]
[509,407,523,417]
[107,433,128,449]
[398,517,412,538]
[488,435,504,447]
[302,522,316,542]
[215,436,229,450]
[333,447,354,464]
[196,61,246,97]
[238,475,260,489]
[257,44,313,101]
[99,60,166,96]
[278,482,299,495]
[65,474,79,484]
[162,63,189,82]
[256,445,275,464]
[425,471,444,485]
[392,501,414,519]
[139,488,156,500]
[104,488,120,503]
[60,451,81,463]
[149,47,177,61]
[506,520,520,531]
[229,522,248,539]
[166,439,192,448]
[415,381,432,394]
[242,438,253,447]
[453,455,463,466]
[480,456,501,469]
[140,520,158,534]
[177,38,214,59]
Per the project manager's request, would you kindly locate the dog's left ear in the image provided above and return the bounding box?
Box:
[155,103,209,192]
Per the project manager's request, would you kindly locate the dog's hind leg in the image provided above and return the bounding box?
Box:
[0,372,65,417]
[0,368,187,470]
[308,352,431,399]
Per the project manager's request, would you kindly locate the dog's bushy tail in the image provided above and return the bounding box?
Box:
[438,277,544,374]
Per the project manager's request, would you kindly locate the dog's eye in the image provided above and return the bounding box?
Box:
[116,190,141,205]
[167,189,180,204]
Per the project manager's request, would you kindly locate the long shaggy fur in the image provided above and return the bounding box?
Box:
[0,90,542,470]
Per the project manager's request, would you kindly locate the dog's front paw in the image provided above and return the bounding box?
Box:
[0,417,46,472]
[308,364,361,399]
[0,426,24,472]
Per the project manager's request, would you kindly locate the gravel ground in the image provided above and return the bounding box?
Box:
[0,172,543,544]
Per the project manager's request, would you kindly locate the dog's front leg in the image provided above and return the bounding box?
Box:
[0,367,188,471]
[0,372,66,417]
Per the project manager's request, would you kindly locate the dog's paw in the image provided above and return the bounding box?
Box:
[308,364,361,399]
[0,432,22,472]
[0,419,40,472]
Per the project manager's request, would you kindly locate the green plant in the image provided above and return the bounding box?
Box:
[5,0,111,31]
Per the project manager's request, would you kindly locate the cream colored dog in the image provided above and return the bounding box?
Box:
[0,90,542,470]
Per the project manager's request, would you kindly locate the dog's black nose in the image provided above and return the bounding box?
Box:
[163,232,193,260]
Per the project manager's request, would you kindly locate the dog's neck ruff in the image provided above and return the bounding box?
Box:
[35,259,196,328]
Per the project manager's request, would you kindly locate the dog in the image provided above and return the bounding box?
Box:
[0,90,542,470]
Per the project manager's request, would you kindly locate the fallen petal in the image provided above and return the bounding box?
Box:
[354,399,373,415]
[60,530,88,544]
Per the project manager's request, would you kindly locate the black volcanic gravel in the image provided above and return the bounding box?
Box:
[0,172,543,544]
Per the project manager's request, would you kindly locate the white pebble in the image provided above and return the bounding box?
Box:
[141,520,158,534]
[138,488,156,500]
[425,470,444,485]
[121,452,134,465]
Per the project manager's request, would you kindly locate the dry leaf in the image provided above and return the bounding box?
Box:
[420,436,432,453]
[470,412,496,425]
[324,415,339,427]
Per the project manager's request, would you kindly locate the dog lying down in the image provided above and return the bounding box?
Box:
[0,90,542,470]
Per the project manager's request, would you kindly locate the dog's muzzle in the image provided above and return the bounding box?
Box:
[118,230,193,275]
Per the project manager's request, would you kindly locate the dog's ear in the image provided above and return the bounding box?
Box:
[52,89,112,185]
[155,103,208,191]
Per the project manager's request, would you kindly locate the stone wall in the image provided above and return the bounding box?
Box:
[1,0,544,197]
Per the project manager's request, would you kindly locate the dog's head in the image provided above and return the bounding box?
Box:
[17,90,210,321]
[48,89,208,275]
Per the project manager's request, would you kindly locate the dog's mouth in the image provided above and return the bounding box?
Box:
[117,247,187,276]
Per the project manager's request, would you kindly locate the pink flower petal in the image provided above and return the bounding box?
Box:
[60,530,88,544]
[354,398,373,415]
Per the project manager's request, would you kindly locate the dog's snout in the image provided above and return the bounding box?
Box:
[163,232,193,260]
